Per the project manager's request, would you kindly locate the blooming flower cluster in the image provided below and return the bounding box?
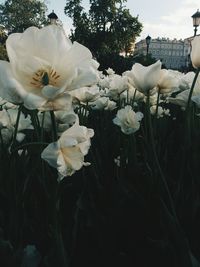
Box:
[0,23,200,267]
[0,24,200,181]
[0,98,33,145]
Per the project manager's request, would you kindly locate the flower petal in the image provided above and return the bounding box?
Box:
[0,61,26,104]
[41,142,59,169]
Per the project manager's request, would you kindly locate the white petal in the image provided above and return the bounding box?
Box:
[191,36,200,69]
[0,61,26,104]
[36,25,72,65]
[69,68,99,90]
[16,132,25,142]
[41,85,61,99]
[61,42,93,69]
[131,61,162,94]
[39,93,72,111]
[6,27,39,62]
[23,93,46,110]
[41,142,59,169]
[60,146,84,171]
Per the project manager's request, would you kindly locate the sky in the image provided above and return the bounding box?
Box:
[0,0,199,41]
[46,0,199,41]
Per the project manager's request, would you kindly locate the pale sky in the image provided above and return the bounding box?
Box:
[0,0,199,40]
[46,0,199,41]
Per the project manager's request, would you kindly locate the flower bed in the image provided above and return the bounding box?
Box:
[0,25,200,266]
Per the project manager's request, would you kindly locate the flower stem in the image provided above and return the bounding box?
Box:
[155,88,161,119]
[40,111,46,142]
[10,105,22,150]
[29,109,40,140]
[185,68,200,114]
[146,91,178,223]
[50,110,57,142]
[53,182,69,267]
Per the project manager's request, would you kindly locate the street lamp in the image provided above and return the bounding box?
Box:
[191,9,200,36]
[48,10,58,25]
[145,35,151,56]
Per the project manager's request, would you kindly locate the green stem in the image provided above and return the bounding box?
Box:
[53,182,68,267]
[131,88,137,107]
[40,111,46,142]
[146,91,178,223]
[0,129,4,149]
[155,88,161,119]
[10,142,49,155]
[126,89,129,105]
[10,105,22,150]
[50,110,58,142]
[185,68,200,114]
[30,109,40,140]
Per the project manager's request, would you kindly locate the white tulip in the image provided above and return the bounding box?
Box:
[124,61,162,95]
[41,118,94,180]
[0,25,99,110]
[157,69,179,94]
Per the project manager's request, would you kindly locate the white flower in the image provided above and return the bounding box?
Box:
[0,25,99,110]
[38,110,77,135]
[191,36,200,69]
[0,107,33,144]
[168,90,190,108]
[168,79,200,108]
[106,68,115,76]
[89,97,116,110]
[107,75,129,100]
[98,75,110,89]
[55,111,77,135]
[41,119,94,181]
[124,61,162,95]
[191,94,200,108]
[178,72,195,91]
[157,69,179,94]
[113,105,143,134]
[69,85,100,104]
[150,105,170,118]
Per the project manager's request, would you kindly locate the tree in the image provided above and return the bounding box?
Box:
[0,25,8,60]
[64,0,143,71]
[0,0,48,34]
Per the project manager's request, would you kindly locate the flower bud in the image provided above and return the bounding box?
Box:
[191,36,200,69]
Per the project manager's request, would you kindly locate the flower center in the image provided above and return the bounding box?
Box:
[30,68,61,88]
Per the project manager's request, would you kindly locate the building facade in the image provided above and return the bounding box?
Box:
[134,37,191,70]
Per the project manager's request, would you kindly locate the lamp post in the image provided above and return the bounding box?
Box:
[48,10,58,25]
[192,9,200,36]
[145,35,151,56]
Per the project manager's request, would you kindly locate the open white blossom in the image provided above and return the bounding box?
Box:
[69,85,100,104]
[113,105,143,134]
[168,75,200,108]
[124,61,162,95]
[41,118,94,181]
[157,69,179,95]
[0,25,99,110]
[105,75,129,100]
